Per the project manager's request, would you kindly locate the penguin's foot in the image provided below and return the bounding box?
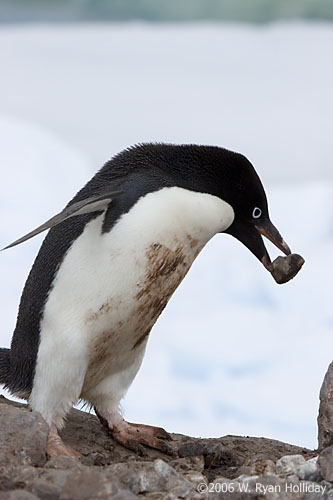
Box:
[47,424,83,459]
[95,409,173,455]
[112,421,173,455]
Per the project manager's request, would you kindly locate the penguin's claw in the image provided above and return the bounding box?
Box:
[47,426,83,459]
[112,422,174,455]
[94,408,173,455]
[126,422,173,440]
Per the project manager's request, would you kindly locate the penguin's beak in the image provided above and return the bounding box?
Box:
[255,220,291,271]
[225,218,291,273]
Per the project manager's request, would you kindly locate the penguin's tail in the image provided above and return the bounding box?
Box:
[0,348,10,386]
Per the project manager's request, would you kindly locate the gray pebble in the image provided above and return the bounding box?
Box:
[271,254,305,284]
[276,454,305,475]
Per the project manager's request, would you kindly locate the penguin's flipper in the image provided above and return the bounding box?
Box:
[2,190,121,251]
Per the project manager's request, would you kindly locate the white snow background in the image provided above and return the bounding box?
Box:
[0,22,332,450]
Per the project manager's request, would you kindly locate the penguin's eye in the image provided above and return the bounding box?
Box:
[252,207,262,219]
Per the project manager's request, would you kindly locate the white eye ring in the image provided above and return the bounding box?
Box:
[252,207,262,219]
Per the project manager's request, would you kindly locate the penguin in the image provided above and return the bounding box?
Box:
[0,143,292,458]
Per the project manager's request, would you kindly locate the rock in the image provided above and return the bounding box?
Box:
[45,456,84,469]
[178,442,207,458]
[0,398,48,467]
[110,459,198,497]
[254,459,276,475]
[0,397,316,499]
[203,443,225,469]
[318,445,333,482]
[318,362,333,450]
[0,492,40,500]
[275,454,305,475]
[0,465,137,500]
[218,474,286,500]
[210,474,329,500]
[271,254,305,284]
[232,465,254,477]
[169,457,206,489]
[237,458,276,476]
[236,473,260,483]
[320,481,333,496]
[183,471,207,487]
[53,468,137,500]
[284,480,327,500]
[295,457,321,482]
[0,466,40,491]
[28,469,71,500]
[169,456,205,474]
[154,459,200,497]
[206,435,311,481]
[210,477,249,500]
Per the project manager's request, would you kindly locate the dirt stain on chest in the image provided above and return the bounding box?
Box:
[132,242,190,349]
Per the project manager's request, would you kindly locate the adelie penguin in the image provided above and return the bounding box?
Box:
[0,143,304,458]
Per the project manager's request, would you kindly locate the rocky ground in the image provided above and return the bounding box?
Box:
[1,363,333,499]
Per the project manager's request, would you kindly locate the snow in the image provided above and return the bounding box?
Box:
[0,22,332,450]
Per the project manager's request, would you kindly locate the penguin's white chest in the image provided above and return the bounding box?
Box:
[34,187,234,404]
[81,239,193,393]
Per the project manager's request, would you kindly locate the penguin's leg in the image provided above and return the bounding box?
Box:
[47,424,83,459]
[83,340,173,455]
[29,332,88,459]
[94,408,173,455]
[86,369,173,455]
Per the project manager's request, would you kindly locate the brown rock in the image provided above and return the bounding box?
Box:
[318,361,333,450]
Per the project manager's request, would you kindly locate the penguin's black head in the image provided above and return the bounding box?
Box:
[216,151,291,272]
